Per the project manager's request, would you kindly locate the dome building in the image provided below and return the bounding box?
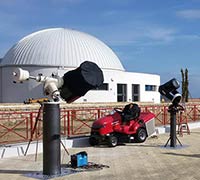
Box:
[0,28,160,103]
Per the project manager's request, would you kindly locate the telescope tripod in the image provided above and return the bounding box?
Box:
[24,103,43,161]
[24,103,69,161]
[164,104,183,148]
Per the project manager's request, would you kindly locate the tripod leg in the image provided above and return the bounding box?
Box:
[24,105,43,156]
[24,140,32,156]
[176,136,182,146]
[60,140,70,156]
[35,119,43,161]
[35,138,39,161]
[164,137,171,147]
[24,117,39,156]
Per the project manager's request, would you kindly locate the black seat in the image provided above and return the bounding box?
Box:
[122,103,141,122]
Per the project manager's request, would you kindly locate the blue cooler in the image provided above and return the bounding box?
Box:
[71,151,88,168]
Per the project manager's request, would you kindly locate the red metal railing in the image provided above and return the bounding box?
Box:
[62,108,113,137]
[0,104,200,144]
[0,111,31,144]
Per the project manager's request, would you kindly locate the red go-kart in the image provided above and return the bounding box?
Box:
[89,105,155,147]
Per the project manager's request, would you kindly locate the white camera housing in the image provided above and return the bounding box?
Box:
[13,68,30,83]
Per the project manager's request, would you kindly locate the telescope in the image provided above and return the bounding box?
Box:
[159,78,183,148]
[12,61,104,176]
[13,61,104,103]
[158,78,181,106]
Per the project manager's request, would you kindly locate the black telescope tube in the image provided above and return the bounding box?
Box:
[43,102,61,176]
[60,61,104,103]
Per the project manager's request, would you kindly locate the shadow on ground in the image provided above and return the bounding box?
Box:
[163,152,200,158]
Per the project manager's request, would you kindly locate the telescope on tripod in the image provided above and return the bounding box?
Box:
[12,61,104,176]
[159,78,183,148]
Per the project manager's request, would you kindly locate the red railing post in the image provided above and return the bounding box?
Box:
[30,112,34,140]
[63,112,67,136]
[67,110,70,137]
[97,109,101,119]
[26,114,30,141]
[145,106,148,112]
[163,106,168,125]
[193,104,197,121]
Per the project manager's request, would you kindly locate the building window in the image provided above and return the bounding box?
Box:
[94,83,109,90]
[132,84,140,101]
[145,85,157,91]
[117,84,127,102]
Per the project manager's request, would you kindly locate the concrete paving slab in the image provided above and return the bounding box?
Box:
[0,128,200,180]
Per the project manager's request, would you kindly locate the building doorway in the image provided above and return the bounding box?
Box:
[117,84,127,102]
[132,84,140,101]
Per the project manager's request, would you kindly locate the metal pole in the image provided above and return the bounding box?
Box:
[165,104,182,148]
[43,102,61,176]
[169,107,177,147]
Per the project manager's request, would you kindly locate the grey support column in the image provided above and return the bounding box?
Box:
[169,107,177,147]
[43,102,61,176]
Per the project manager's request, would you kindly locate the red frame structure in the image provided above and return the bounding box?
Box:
[0,103,199,144]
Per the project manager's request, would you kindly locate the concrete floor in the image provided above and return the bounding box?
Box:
[0,129,200,180]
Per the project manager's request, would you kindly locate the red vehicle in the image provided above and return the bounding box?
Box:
[89,105,155,147]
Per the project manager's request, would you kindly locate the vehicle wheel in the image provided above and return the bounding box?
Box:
[89,137,99,146]
[108,135,118,147]
[135,128,147,143]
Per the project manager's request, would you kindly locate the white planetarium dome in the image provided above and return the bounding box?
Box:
[2,28,124,71]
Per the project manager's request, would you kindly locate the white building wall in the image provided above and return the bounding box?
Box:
[73,70,160,103]
[0,66,160,103]
[102,70,160,103]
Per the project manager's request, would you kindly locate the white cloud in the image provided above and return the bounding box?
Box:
[176,9,200,19]
[145,27,176,42]
[102,24,177,46]
[176,34,200,40]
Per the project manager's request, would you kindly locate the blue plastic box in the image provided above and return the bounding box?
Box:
[71,151,88,168]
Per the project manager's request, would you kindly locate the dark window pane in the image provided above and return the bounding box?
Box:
[145,85,156,91]
[117,84,127,102]
[132,84,140,101]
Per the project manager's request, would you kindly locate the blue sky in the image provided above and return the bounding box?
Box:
[0,0,200,97]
